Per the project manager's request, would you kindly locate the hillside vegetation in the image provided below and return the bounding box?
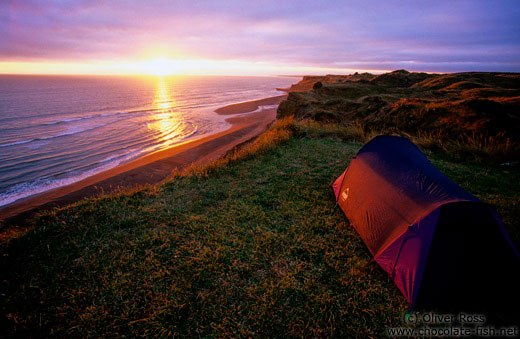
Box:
[278,70,520,161]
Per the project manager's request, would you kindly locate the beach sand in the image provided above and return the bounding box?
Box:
[214,94,286,115]
[0,95,287,232]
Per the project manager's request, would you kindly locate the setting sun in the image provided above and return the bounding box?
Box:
[144,58,178,76]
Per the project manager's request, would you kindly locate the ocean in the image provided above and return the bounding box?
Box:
[0,75,296,208]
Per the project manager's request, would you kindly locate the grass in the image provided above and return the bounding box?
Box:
[288,119,518,163]
[1,119,519,337]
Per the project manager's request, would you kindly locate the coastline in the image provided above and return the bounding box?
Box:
[214,94,287,115]
[0,94,287,229]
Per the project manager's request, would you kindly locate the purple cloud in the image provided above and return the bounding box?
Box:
[1,0,519,72]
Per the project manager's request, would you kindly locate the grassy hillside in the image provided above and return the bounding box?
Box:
[1,119,518,337]
[278,71,520,161]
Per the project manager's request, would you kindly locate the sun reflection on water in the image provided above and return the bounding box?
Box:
[155,77,173,110]
[150,77,181,142]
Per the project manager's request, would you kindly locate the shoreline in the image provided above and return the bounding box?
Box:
[0,94,287,231]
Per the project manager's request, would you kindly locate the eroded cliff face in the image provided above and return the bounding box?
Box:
[277,70,520,140]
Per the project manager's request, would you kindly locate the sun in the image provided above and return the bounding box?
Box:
[145,58,177,76]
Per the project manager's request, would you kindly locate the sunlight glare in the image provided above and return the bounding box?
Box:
[146,58,178,76]
[149,77,182,144]
[154,77,173,109]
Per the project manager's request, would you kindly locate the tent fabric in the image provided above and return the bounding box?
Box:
[333,136,519,310]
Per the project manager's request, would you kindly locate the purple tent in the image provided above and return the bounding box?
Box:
[333,136,519,310]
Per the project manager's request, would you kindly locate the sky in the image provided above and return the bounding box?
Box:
[1,0,519,75]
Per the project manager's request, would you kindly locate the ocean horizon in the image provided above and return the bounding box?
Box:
[0,75,296,208]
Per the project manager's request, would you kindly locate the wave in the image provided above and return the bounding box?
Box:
[0,149,145,207]
[43,116,86,125]
[0,139,34,148]
[0,123,108,148]
[160,122,198,143]
[42,110,132,126]
[45,106,180,124]
[0,107,157,132]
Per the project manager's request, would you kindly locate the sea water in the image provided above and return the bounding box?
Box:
[0,75,296,207]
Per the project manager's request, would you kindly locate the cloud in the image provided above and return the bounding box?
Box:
[1,0,519,73]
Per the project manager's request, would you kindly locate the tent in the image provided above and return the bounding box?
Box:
[333,136,519,311]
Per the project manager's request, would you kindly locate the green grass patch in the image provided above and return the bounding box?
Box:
[1,120,518,337]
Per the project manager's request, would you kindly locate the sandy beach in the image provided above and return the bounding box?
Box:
[0,94,287,227]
